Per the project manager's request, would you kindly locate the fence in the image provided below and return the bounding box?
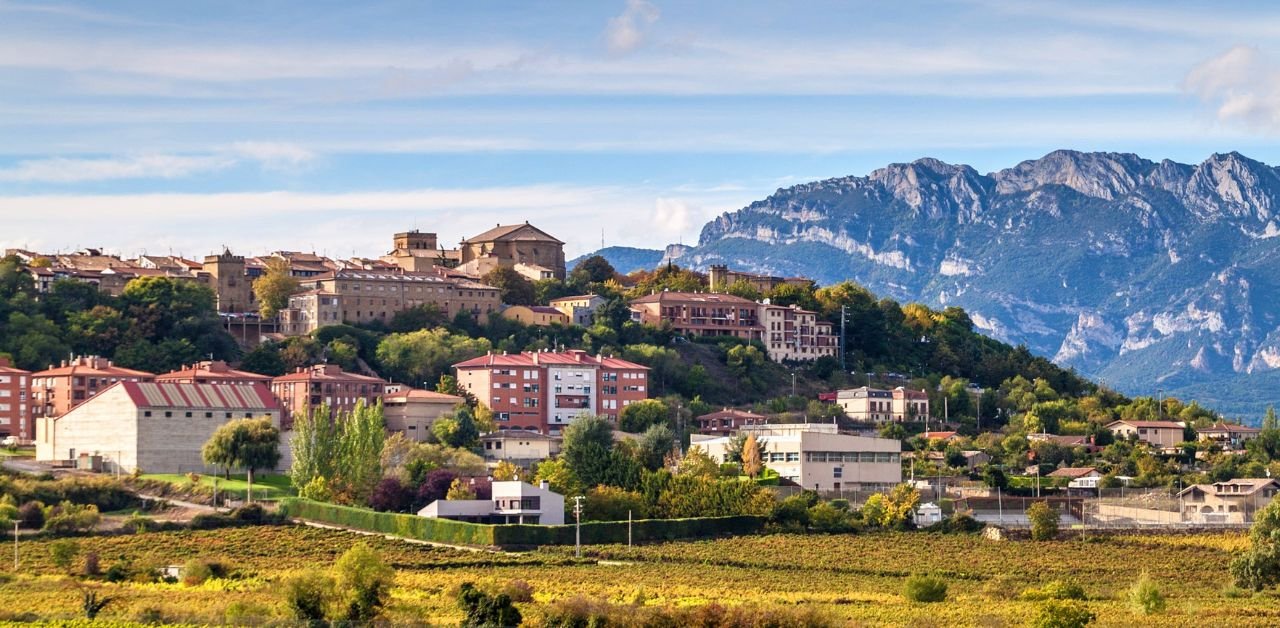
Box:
[278,498,767,548]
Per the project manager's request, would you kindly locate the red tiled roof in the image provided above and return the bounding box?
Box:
[384,389,463,403]
[34,358,154,379]
[697,408,767,421]
[453,350,648,371]
[155,361,272,383]
[272,365,387,384]
[462,223,563,245]
[1200,422,1261,434]
[630,291,755,305]
[922,431,958,440]
[117,381,280,411]
[1047,467,1099,479]
[1107,420,1184,429]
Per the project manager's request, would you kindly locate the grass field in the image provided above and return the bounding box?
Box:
[138,472,295,501]
[0,524,1275,626]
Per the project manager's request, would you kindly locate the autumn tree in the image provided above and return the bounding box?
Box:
[253,257,300,318]
[741,432,763,478]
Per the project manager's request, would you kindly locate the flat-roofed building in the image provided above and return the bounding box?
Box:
[382,388,463,442]
[836,387,894,423]
[0,358,31,440]
[418,480,564,525]
[694,423,902,492]
[35,381,281,474]
[480,429,562,465]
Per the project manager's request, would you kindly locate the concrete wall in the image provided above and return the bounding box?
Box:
[36,386,139,473]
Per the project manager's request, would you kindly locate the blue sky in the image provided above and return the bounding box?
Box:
[2,0,1280,260]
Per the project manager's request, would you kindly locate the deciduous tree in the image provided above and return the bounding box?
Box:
[201,418,281,502]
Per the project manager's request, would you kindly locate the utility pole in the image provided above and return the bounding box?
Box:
[628,510,633,547]
[13,521,17,570]
[840,305,847,372]
[791,372,796,398]
[572,496,584,558]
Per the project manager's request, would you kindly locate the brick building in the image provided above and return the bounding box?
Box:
[629,291,839,363]
[453,350,649,434]
[270,364,387,426]
[30,357,155,437]
[695,408,768,435]
[278,269,501,335]
[155,361,273,387]
[0,358,31,440]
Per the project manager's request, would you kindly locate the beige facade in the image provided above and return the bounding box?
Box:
[382,389,463,441]
[760,303,838,361]
[1107,420,1186,449]
[499,305,570,326]
[630,292,838,363]
[202,249,252,313]
[480,430,562,464]
[707,265,814,293]
[694,423,902,491]
[550,294,607,326]
[36,382,281,474]
[459,222,566,280]
[837,386,930,423]
[279,269,500,335]
[1178,479,1279,523]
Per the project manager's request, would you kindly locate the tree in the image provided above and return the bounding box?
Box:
[481,267,537,306]
[1028,501,1059,541]
[568,255,616,288]
[492,460,521,481]
[290,404,339,492]
[433,406,480,449]
[1128,571,1165,615]
[446,478,477,500]
[583,485,648,521]
[534,458,584,498]
[253,257,300,318]
[635,424,675,471]
[1033,600,1096,628]
[201,418,280,502]
[561,415,616,488]
[457,582,522,628]
[1231,498,1280,590]
[375,328,492,388]
[335,401,386,504]
[334,543,394,623]
[741,432,763,478]
[618,399,669,433]
[49,539,80,573]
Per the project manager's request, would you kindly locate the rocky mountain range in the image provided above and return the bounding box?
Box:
[591,150,1280,419]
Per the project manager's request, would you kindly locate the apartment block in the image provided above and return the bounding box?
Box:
[155,360,273,387]
[694,423,902,492]
[0,358,31,440]
[270,364,388,426]
[549,294,607,326]
[453,350,649,434]
[630,291,838,363]
[278,269,501,335]
[836,386,930,423]
[30,357,155,437]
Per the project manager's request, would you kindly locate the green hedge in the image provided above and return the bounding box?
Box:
[279,498,765,548]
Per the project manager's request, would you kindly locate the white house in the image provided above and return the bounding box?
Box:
[1047,467,1103,489]
[418,480,565,525]
[693,423,902,492]
[915,502,943,526]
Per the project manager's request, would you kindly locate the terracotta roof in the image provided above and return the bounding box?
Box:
[922,431,958,440]
[453,350,648,371]
[630,291,757,305]
[34,357,154,379]
[116,381,279,411]
[549,295,603,304]
[1047,467,1099,479]
[0,358,29,374]
[383,389,463,403]
[155,361,272,383]
[1106,420,1184,429]
[272,364,386,384]
[697,408,767,421]
[462,223,564,245]
[1200,422,1261,434]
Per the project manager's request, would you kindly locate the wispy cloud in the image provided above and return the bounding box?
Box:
[1184,45,1280,132]
[606,0,660,55]
[0,142,316,182]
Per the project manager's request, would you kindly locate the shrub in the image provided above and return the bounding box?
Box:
[502,579,534,603]
[104,562,130,583]
[807,502,852,532]
[368,477,413,513]
[82,551,100,577]
[982,574,1019,600]
[903,573,947,603]
[1033,600,1096,628]
[17,501,44,529]
[334,542,394,622]
[1027,501,1059,541]
[49,539,80,572]
[42,501,100,534]
[457,582,522,628]
[182,559,214,586]
[1128,571,1165,615]
[284,570,334,624]
[1019,580,1086,601]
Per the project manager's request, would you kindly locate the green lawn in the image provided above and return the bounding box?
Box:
[140,472,296,501]
[0,446,35,459]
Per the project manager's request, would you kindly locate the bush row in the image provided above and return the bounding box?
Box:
[278,498,766,548]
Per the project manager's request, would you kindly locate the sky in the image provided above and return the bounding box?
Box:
[3,0,1280,260]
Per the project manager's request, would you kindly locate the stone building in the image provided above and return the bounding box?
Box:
[278,269,501,335]
[201,249,252,313]
[457,222,566,280]
[35,381,281,474]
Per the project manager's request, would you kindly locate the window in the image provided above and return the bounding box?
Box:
[164,411,173,418]
[185,412,193,418]
[143,411,152,417]
[205,412,213,418]
[833,467,843,479]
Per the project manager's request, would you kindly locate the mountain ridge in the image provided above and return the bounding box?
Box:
[583,150,1280,419]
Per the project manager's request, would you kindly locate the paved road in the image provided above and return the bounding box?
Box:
[2,458,50,475]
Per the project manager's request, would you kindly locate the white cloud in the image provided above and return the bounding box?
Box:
[606,0,660,54]
[1184,46,1280,131]
[652,197,693,235]
[0,154,234,183]
[0,142,317,182]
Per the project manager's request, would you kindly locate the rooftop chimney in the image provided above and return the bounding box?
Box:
[539,480,549,490]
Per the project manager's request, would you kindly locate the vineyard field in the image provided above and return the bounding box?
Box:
[0,525,1275,626]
